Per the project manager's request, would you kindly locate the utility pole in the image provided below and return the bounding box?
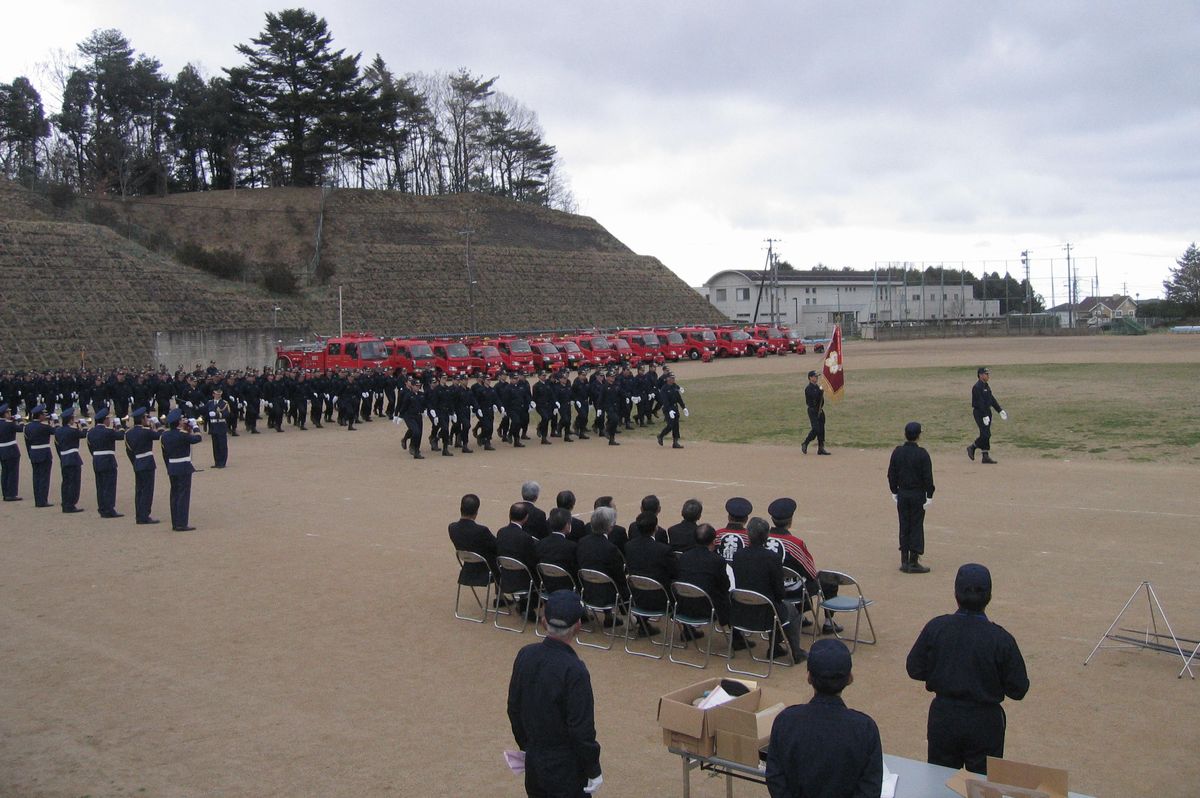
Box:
[753,238,780,326]
[1021,250,1031,314]
[459,223,477,334]
[1064,242,1074,328]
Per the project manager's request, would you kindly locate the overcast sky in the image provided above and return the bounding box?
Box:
[5,1,1197,300]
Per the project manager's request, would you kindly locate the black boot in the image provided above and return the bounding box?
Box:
[899,551,911,573]
[966,444,976,461]
[908,552,930,573]
[981,452,998,464]
[442,443,453,456]
[672,440,683,449]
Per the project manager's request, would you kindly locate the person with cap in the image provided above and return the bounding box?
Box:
[601,371,623,446]
[53,406,87,514]
[906,563,1029,775]
[396,376,427,459]
[87,406,127,518]
[801,370,831,455]
[766,638,883,798]
[22,404,55,508]
[0,402,25,502]
[161,408,203,531]
[205,387,232,468]
[470,372,498,451]
[554,370,574,442]
[513,371,535,444]
[125,407,163,524]
[716,497,753,564]
[533,370,556,445]
[655,372,688,449]
[570,369,591,440]
[765,497,841,635]
[507,589,603,797]
[888,421,936,573]
[732,517,807,664]
[967,367,1006,465]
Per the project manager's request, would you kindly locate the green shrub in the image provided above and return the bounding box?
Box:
[262,263,298,295]
[177,241,248,280]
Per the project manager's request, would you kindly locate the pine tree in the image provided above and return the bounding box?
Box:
[1163,243,1200,316]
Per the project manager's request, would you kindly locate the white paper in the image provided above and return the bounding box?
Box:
[695,686,739,710]
[881,759,898,798]
[504,750,526,774]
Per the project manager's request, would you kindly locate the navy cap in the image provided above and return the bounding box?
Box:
[956,563,992,593]
[808,638,853,678]
[61,406,76,420]
[904,421,922,439]
[768,497,797,521]
[544,590,585,629]
[977,366,990,375]
[31,403,46,415]
[0,403,8,414]
[725,497,752,518]
[94,406,109,422]
[131,407,148,419]
[166,409,183,425]
[807,370,819,378]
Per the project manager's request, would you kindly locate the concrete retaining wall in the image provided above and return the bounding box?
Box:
[153,328,310,371]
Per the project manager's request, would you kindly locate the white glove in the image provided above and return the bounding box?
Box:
[51,413,59,421]
[1000,410,1008,421]
[361,392,368,398]
[430,412,438,422]
[891,494,898,503]
[312,393,318,399]
[475,409,482,418]
[500,408,507,417]
[324,394,330,400]
[450,414,457,423]
[554,402,560,409]
[208,411,216,418]
[668,410,676,419]
[683,408,689,417]
[529,402,536,410]
[574,401,581,409]
[493,405,500,414]
[585,775,603,794]
[924,498,933,509]
[391,415,402,425]
[983,416,990,427]
[633,396,640,402]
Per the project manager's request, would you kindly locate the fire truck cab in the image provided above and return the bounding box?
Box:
[387,338,438,372]
[549,338,588,369]
[493,338,538,374]
[744,325,790,355]
[429,340,485,377]
[572,334,617,366]
[530,340,566,370]
[275,334,389,371]
[467,343,505,377]
[675,327,720,361]
[614,330,667,365]
[712,328,751,357]
[652,329,692,362]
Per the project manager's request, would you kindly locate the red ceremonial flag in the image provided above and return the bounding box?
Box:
[819,325,844,401]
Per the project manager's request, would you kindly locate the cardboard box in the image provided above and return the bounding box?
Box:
[657,678,757,757]
[946,757,1069,798]
[710,686,804,766]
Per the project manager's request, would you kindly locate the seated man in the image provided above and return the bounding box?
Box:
[624,510,675,637]
[766,497,841,635]
[496,502,538,600]
[576,506,626,627]
[557,489,588,541]
[766,639,883,798]
[640,494,669,543]
[716,497,752,565]
[447,493,496,585]
[665,498,702,553]
[585,495,628,552]
[676,523,750,650]
[535,507,578,593]
[520,480,549,539]
[732,518,807,664]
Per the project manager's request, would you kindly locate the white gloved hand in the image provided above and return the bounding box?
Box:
[475,409,482,418]
[585,775,603,794]
[450,414,457,423]
[633,396,640,403]
[1000,410,1008,421]
[209,411,217,418]
[391,416,401,425]
[574,401,581,409]
[555,402,560,409]
[668,410,676,419]
[361,392,368,398]
[924,498,933,509]
[679,387,686,394]
[493,405,500,414]
[430,412,438,422]
[324,394,330,400]
[983,416,990,427]
[51,413,59,421]
[683,408,689,417]
[529,402,536,410]
[500,408,507,417]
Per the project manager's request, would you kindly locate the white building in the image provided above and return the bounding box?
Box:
[701,269,1000,336]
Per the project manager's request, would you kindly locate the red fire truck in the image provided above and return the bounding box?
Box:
[492,337,538,374]
[675,327,720,361]
[275,334,390,371]
[743,325,790,355]
[429,340,485,376]
[572,334,617,366]
[549,337,588,369]
[530,339,566,370]
[712,327,752,357]
[652,329,693,362]
[780,327,808,354]
[613,330,666,365]
[467,343,505,377]
[386,338,438,372]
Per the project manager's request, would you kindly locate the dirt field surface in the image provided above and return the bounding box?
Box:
[2,336,1198,798]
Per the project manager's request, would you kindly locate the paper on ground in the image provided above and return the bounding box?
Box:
[504,750,526,774]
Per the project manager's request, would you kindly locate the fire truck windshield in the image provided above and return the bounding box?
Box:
[445,343,470,357]
[665,332,684,344]
[591,337,612,350]
[409,343,434,358]
[786,330,804,339]
[613,339,630,351]
[536,343,559,354]
[507,339,533,354]
[357,341,388,360]
[729,331,751,341]
[641,333,660,345]
[477,346,499,357]
[699,330,717,342]
[766,328,783,338]
[557,341,581,353]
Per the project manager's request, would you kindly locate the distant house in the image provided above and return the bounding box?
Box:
[701,268,999,336]
[1048,295,1137,328]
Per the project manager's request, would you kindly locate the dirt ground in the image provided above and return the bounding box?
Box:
[2,335,1198,798]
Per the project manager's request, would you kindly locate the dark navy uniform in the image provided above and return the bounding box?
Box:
[23,412,55,507]
[205,395,232,467]
[0,407,23,501]
[87,413,126,518]
[125,417,162,523]
[397,382,427,458]
[601,377,623,445]
[570,373,591,439]
[888,438,935,568]
[161,422,203,531]
[470,377,498,450]
[802,375,826,453]
[969,372,1003,461]
[533,374,555,444]
[53,414,86,512]
[766,694,883,798]
[507,636,602,798]
[907,608,1029,774]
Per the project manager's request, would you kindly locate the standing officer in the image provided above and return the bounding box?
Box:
[801,370,830,455]
[656,372,687,449]
[241,373,263,433]
[125,407,162,524]
[161,408,203,532]
[507,590,603,798]
[452,374,475,453]
[397,377,427,459]
[53,406,87,513]
[906,563,1029,775]
[888,421,935,574]
[471,373,498,451]
[601,371,623,446]
[512,373,534,444]
[555,370,574,442]
[205,387,232,468]
[967,367,1006,465]
[570,369,591,440]
[87,406,126,518]
[23,404,55,508]
[0,402,24,502]
[766,639,883,798]
[533,371,555,445]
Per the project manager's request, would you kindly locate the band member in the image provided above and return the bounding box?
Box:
[86,406,126,518]
[161,409,203,531]
[125,407,163,524]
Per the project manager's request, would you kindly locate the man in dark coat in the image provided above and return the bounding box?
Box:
[888,421,936,573]
[449,493,497,585]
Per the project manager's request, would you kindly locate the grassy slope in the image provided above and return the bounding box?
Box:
[665,363,1200,463]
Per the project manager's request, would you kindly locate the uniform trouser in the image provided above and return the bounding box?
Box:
[536,409,553,439]
[269,404,285,430]
[292,400,307,426]
[169,472,192,528]
[157,399,170,418]
[310,399,323,426]
[516,411,530,438]
[456,417,470,448]
[134,468,155,521]
[361,395,372,421]
[523,756,587,798]
[803,408,825,446]
[558,408,571,437]
[605,412,619,440]
[593,409,603,434]
[574,406,589,435]
[210,428,228,466]
[896,490,926,555]
[498,412,510,439]
[660,412,681,442]
[478,413,494,444]
[60,463,82,509]
[94,468,117,514]
[227,404,240,431]
[31,460,51,505]
[779,601,806,657]
[0,456,18,499]
[927,697,1006,775]
[972,411,992,451]
[245,411,259,432]
[405,417,423,453]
